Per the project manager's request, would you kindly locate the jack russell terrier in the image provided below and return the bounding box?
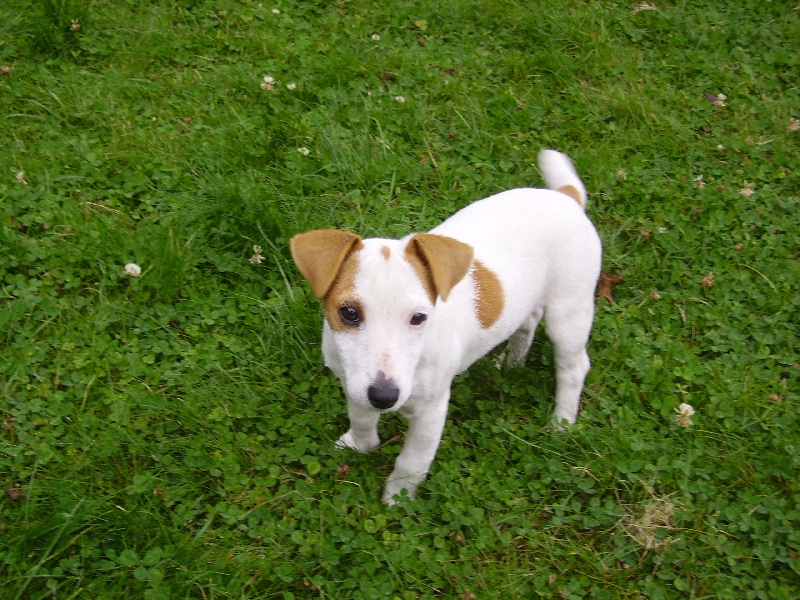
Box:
[290,150,602,504]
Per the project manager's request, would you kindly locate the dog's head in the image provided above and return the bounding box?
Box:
[290,230,474,412]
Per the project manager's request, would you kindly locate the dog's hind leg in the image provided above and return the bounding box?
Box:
[335,400,381,453]
[505,307,544,366]
[543,302,593,429]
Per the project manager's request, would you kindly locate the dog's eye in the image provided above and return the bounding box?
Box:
[338,306,361,326]
[410,313,427,326]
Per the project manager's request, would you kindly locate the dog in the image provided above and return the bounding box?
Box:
[290,150,602,504]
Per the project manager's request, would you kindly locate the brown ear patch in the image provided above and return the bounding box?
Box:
[404,248,438,305]
[404,233,474,302]
[290,230,363,298]
[472,260,504,329]
[557,184,583,205]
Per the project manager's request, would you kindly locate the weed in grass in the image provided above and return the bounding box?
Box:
[28,0,91,57]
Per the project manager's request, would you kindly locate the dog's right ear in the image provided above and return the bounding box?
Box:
[290,230,363,298]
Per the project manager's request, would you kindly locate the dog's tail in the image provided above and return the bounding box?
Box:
[538,149,588,209]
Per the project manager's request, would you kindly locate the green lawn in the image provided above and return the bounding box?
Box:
[1,1,798,598]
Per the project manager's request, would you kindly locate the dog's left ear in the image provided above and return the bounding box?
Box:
[405,233,474,302]
[290,230,363,298]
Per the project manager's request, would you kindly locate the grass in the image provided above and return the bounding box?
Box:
[1,0,798,598]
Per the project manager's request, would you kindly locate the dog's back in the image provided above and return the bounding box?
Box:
[430,150,600,323]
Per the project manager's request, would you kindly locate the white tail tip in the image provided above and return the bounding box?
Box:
[538,149,588,208]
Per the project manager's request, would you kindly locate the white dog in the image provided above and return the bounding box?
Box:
[291,150,602,504]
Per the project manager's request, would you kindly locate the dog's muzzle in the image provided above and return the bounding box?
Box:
[367,371,400,409]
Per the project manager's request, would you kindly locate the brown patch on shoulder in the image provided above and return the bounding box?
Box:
[557,184,583,205]
[381,246,391,260]
[472,260,504,329]
[324,250,363,332]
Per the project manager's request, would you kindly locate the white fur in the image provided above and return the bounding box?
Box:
[320,150,601,504]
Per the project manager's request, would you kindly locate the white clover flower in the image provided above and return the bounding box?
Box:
[286,82,296,90]
[675,403,695,427]
[297,147,310,156]
[123,263,142,277]
[15,170,28,185]
[658,226,667,233]
[272,8,280,14]
[395,95,406,103]
[371,34,381,41]
[250,245,265,264]
[739,184,754,197]
[261,75,275,90]
[693,175,705,188]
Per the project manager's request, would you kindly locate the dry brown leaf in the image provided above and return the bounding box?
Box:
[6,484,23,500]
[597,272,623,303]
[701,272,716,288]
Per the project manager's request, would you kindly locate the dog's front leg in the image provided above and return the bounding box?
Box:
[383,390,449,505]
[335,399,381,453]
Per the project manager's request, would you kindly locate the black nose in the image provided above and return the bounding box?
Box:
[367,372,400,409]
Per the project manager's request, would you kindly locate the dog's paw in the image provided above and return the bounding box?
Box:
[493,350,527,370]
[382,480,416,506]
[504,352,527,368]
[334,430,360,451]
[547,414,575,432]
[334,429,379,453]
[382,472,424,505]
